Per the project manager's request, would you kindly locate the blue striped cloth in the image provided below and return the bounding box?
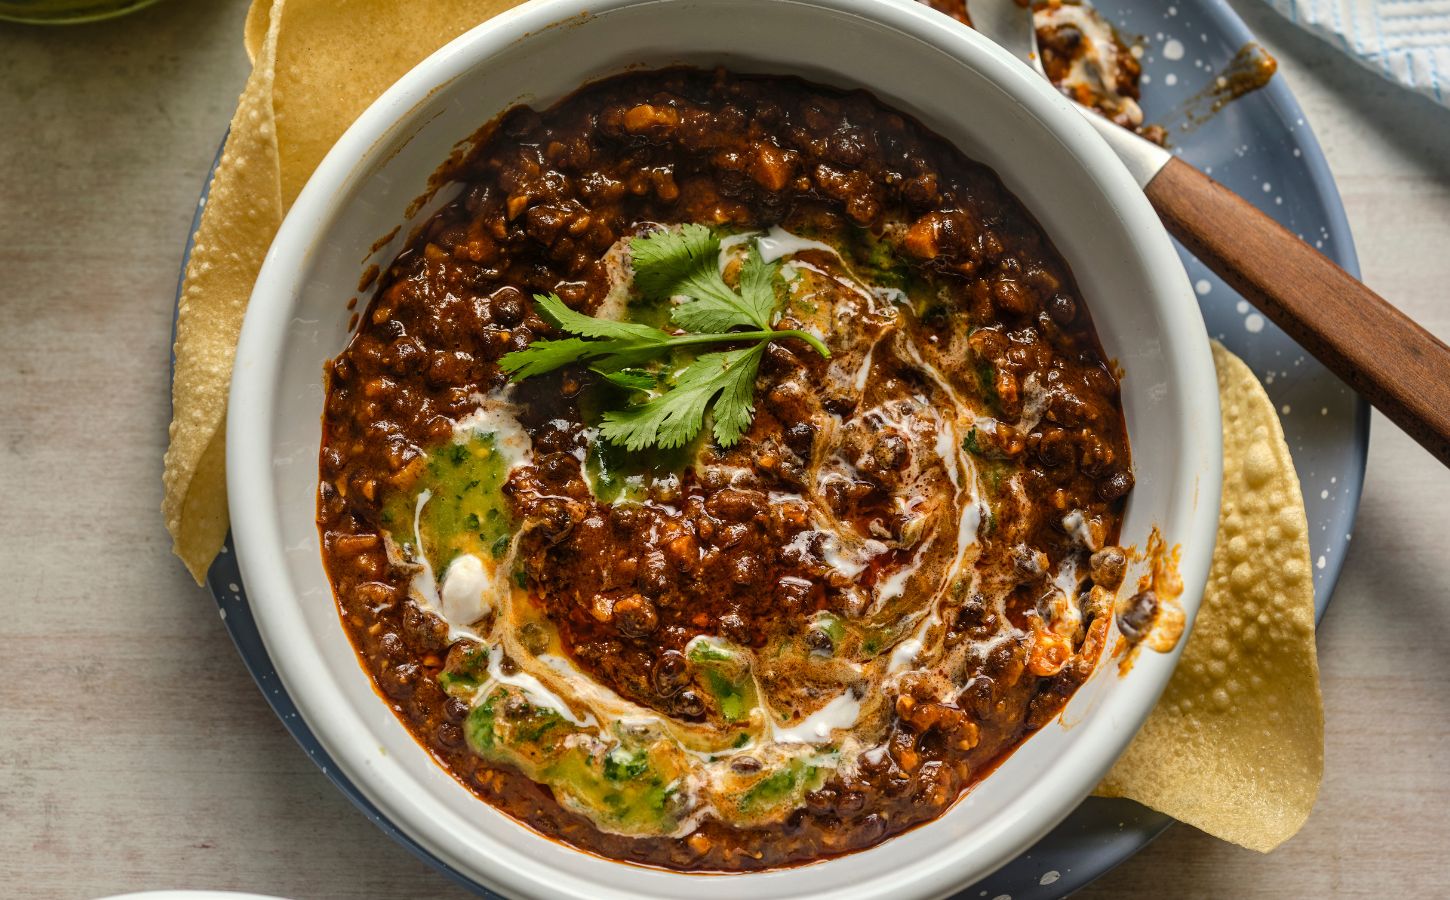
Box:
[1263,0,1450,106]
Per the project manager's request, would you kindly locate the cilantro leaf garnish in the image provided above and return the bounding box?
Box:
[599,368,659,392]
[599,345,767,451]
[632,224,780,333]
[531,292,670,342]
[500,294,673,379]
[499,225,830,451]
[629,223,721,302]
[670,244,780,333]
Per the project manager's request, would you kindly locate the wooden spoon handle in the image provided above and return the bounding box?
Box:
[1145,156,1450,467]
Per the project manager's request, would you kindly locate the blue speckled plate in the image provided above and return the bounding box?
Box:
[179,1,1366,895]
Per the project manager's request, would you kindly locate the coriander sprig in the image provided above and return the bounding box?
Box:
[498,224,830,451]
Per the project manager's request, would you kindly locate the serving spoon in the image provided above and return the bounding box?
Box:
[970,0,1450,467]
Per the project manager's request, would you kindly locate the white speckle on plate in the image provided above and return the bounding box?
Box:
[1331,476,1338,484]
[1320,489,1329,500]
[1276,196,1284,205]
[1165,73,1179,86]
[1142,74,1152,84]
[1167,5,1177,15]
[229,582,240,592]
[1281,404,1291,415]
[1163,38,1185,60]
[1316,555,1326,570]
[1235,299,1250,314]
[1321,407,1329,416]
[1041,871,1062,886]
[219,608,227,620]
[1195,279,1212,295]
[1262,182,1272,193]
[1245,313,1265,333]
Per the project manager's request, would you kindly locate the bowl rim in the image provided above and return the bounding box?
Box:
[227,0,1223,897]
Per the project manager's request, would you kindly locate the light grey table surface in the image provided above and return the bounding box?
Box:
[1,1,1446,898]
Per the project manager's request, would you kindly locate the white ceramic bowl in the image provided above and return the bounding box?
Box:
[228,0,1222,896]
